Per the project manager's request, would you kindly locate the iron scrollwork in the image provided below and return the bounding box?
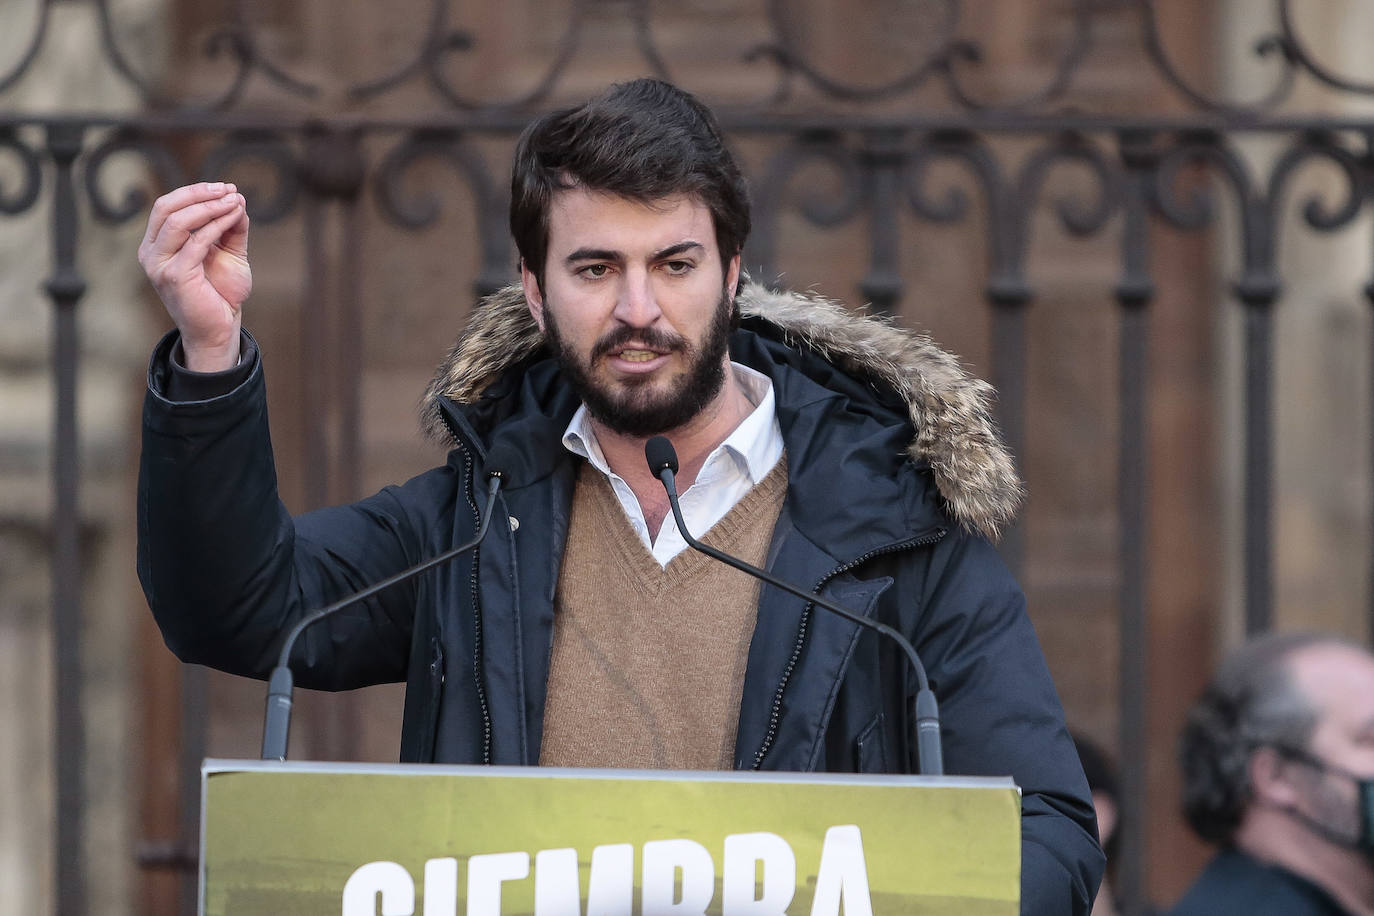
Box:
[1153,129,1366,304]
[9,6,1374,916]
[748,131,866,284]
[0,126,42,214]
[906,131,1119,306]
[2,0,1374,114]
[199,132,301,223]
[374,128,512,295]
[83,130,187,224]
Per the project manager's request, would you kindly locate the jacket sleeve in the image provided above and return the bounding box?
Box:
[137,329,452,690]
[912,527,1105,916]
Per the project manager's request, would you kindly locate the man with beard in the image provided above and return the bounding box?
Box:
[1170,633,1374,916]
[137,78,1102,912]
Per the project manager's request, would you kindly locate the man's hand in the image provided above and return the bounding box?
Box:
[138,182,252,372]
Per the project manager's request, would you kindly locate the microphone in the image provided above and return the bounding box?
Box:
[261,445,518,761]
[645,436,944,776]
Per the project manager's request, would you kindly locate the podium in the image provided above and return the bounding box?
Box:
[199,759,1021,915]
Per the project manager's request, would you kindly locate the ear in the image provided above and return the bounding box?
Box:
[1249,746,1303,808]
[520,259,545,332]
[725,253,741,301]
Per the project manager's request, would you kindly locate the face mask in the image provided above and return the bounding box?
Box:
[1271,744,1374,858]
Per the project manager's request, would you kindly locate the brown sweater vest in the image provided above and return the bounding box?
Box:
[539,458,788,770]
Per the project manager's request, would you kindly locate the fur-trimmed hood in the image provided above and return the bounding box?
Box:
[421,283,1023,540]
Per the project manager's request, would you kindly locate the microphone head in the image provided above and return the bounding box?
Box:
[644,436,679,476]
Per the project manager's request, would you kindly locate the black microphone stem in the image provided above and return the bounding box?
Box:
[653,458,943,776]
[261,474,504,761]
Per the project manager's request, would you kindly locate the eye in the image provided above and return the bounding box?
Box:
[663,260,694,275]
[578,264,610,279]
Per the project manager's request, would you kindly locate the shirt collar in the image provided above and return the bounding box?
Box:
[562,362,779,484]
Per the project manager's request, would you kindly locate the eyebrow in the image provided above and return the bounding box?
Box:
[652,241,706,260]
[564,240,706,264]
[565,247,621,264]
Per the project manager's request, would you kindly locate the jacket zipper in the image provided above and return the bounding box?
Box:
[422,637,444,758]
[440,408,493,765]
[749,527,947,771]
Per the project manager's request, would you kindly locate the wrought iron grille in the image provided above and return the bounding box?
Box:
[7,1,1374,913]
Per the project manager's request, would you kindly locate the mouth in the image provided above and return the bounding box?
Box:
[601,344,674,376]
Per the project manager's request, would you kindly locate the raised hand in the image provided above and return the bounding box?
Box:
[138,182,252,372]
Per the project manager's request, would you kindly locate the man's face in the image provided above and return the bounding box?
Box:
[522,188,741,438]
[1283,644,1374,844]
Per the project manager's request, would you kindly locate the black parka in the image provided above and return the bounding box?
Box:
[138,284,1104,913]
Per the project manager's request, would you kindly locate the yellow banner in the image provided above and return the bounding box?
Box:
[201,760,1020,915]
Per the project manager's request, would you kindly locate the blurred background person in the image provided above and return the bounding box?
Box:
[1170,632,1374,916]
[1074,730,1161,916]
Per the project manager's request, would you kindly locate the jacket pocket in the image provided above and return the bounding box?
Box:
[855,713,890,773]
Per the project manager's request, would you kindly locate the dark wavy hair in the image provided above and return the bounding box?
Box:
[509,78,751,293]
[1179,631,1339,845]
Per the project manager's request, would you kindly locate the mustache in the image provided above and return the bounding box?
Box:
[589,325,689,362]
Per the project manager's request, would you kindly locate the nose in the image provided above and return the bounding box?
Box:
[611,267,663,328]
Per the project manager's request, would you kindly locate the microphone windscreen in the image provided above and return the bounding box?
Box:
[644,436,679,475]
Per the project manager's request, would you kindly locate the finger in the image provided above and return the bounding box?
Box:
[148,193,245,263]
[143,181,238,249]
[144,181,238,247]
[167,199,246,265]
[143,198,241,272]
[217,202,250,259]
[157,199,248,280]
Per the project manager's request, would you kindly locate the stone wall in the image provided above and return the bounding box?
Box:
[1219,0,1374,644]
[0,2,164,913]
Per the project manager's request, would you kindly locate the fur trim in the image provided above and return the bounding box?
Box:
[421,283,1023,539]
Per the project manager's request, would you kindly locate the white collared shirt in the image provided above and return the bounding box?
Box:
[562,363,785,567]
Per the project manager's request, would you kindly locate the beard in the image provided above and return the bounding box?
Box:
[543,290,733,438]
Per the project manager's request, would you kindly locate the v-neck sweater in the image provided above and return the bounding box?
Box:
[539,457,789,770]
